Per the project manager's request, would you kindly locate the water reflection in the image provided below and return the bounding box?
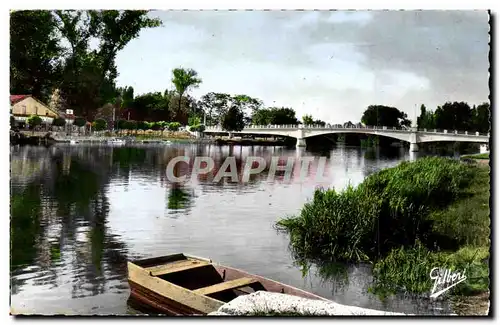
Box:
[10,145,130,313]
[10,143,455,315]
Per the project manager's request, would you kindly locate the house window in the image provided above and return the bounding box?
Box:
[22,105,26,115]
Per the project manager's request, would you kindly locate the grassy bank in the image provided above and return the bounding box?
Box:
[129,131,194,140]
[275,157,490,299]
[462,152,490,160]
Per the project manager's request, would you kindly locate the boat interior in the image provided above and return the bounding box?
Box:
[132,253,268,303]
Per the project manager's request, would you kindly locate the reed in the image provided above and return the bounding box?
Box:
[276,157,490,297]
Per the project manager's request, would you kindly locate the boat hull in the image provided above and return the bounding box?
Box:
[127,253,328,315]
[128,280,204,315]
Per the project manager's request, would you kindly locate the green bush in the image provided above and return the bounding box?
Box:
[52,117,66,127]
[92,118,107,131]
[168,122,181,131]
[27,115,42,129]
[73,117,87,127]
[190,124,206,132]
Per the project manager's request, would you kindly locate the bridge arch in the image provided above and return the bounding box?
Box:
[302,129,411,143]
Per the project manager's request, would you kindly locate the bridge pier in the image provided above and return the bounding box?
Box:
[409,142,419,152]
[296,138,306,148]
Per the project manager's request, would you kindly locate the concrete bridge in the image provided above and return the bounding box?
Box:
[203,124,490,151]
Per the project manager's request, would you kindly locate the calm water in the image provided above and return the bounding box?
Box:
[10,143,454,315]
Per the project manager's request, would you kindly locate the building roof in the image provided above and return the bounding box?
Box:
[10,95,31,105]
[10,94,61,117]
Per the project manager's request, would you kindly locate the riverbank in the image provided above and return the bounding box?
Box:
[10,130,57,146]
[461,152,490,160]
[12,129,297,147]
[213,137,290,146]
[275,156,490,315]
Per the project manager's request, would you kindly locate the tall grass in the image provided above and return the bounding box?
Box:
[276,157,476,262]
[371,244,489,297]
[276,157,490,297]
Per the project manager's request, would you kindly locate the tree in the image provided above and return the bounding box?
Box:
[188,116,201,126]
[167,94,195,125]
[54,10,161,118]
[252,107,300,125]
[416,104,435,130]
[133,92,167,121]
[119,86,134,109]
[313,119,326,127]
[302,114,314,125]
[473,102,490,134]
[434,102,472,131]
[27,115,42,134]
[199,92,232,126]
[361,105,411,128]
[49,88,66,114]
[252,108,272,125]
[95,103,117,132]
[171,68,202,120]
[10,10,63,103]
[232,94,263,126]
[73,117,86,128]
[222,106,245,132]
[73,117,87,134]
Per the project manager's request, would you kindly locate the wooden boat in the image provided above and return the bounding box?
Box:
[127,253,328,315]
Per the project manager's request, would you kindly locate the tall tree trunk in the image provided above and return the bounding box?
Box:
[178,91,184,123]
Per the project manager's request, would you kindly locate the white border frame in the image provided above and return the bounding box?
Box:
[1,1,498,324]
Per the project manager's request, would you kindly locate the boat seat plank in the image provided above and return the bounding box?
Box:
[128,262,224,314]
[193,277,259,296]
[146,260,210,276]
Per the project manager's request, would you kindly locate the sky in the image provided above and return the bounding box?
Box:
[114,10,490,124]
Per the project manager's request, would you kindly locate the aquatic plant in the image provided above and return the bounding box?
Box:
[276,157,476,262]
[277,156,490,297]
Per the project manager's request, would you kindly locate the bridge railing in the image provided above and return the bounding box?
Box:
[204,124,489,137]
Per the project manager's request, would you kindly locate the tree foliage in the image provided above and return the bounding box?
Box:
[251,107,300,125]
[132,91,169,121]
[27,115,43,129]
[361,105,411,128]
[171,67,202,118]
[10,10,161,119]
[199,92,231,126]
[92,118,107,131]
[302,114,326,126]
[52,117,66,127]
[10,10,63,103]
[302,114,314,125]
[222,106,246,132]
[167,122,181,131]
[417,104,435,129]
[417,101,490,133]
[73,117,87,127]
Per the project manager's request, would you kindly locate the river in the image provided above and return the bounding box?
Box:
[10,143,455,315]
